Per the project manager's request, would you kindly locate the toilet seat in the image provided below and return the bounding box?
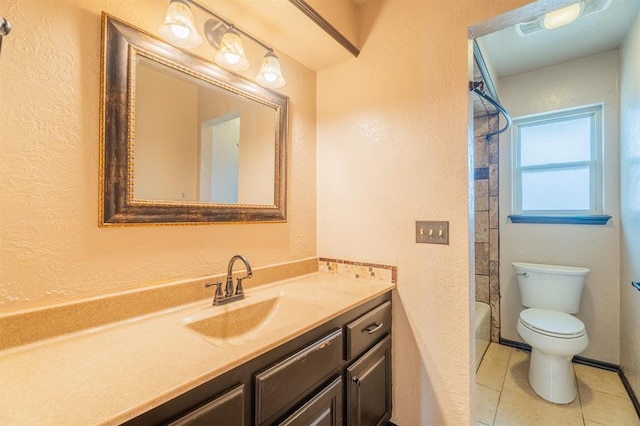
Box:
[519,308,586,339]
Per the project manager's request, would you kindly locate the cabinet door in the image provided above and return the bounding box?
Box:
[279,376,343,426]
[168,384,244,426]
[346,335,391,426]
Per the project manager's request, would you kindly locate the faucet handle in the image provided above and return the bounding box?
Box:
[205,281,225,305]
[236,272,252,296]
[235,277,245,296]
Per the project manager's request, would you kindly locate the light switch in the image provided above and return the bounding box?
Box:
[416,221,449,245]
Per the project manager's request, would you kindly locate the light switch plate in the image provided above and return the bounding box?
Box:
[416,221,449,245]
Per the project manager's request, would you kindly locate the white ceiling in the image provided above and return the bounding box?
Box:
[478,0,640,79]
[198,0,357,71]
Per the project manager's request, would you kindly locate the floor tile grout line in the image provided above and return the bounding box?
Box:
[578,383,633,400]
[575,367,587,426]
[492,386,502,425]
[498,347,512,392]
[575,365,632,399]
[491,346,513,425]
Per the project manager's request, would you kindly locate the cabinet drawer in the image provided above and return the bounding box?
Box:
[345,301,391,360]
[168,384,244,426]
[255,329,343,425]
[279,376,343,426]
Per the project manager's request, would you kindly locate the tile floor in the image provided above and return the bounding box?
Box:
[476,343,640,426]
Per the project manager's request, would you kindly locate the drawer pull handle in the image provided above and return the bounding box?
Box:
[365,322,384,334]
[352,376,361,386]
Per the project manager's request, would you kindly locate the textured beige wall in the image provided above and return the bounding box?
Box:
[619,12,640,399]
[498,50,621,364]
[0,0,317,312]
[316,0,530,424]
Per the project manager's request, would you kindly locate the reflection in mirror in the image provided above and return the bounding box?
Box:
[133,56,276,205]
[100,14,288,225]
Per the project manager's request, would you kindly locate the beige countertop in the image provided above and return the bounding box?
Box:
[0,273,394,425]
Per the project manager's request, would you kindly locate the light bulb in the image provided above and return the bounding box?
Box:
[170,24,190,39]
[263,72,278,83]
[224,52,240,64]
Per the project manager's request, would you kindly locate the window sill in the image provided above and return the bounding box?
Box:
[508,215,611,225]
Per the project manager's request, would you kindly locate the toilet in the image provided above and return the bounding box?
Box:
[513,261,590,404]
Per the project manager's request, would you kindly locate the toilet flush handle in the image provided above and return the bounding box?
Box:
[516,272,529,278]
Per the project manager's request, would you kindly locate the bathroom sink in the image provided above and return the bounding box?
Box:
[185,295,319,345]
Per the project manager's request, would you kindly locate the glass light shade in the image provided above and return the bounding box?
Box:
[543,3,581,30]
[255,51,286,89]
[214,28,250,71]
[158,0,202,48]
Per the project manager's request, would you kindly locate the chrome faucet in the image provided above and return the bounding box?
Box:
[205,254,252,305]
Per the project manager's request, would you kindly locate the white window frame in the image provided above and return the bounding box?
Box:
[511,104,603,216]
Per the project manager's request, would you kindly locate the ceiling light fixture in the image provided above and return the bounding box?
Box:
[542,3,582,30]
[158,0,286,89]
[516,0,611,37]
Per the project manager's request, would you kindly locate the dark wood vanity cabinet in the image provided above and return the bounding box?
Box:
[125,292,391,426]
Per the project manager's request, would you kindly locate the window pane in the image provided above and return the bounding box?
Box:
[521,167,590,211]
[520,116,592,166]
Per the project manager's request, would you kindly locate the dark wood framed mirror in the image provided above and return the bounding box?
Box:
[99,13,288,225]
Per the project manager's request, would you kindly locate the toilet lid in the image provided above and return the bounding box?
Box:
[519,308,586,338]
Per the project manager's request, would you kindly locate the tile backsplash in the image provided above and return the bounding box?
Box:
[319,258,397,285]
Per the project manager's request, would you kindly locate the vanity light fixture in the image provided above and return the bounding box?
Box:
[214,26,250,71]
[158,0,203,48]
[542,2,582,30]
[256,50,286,89]
[158,0,286,89]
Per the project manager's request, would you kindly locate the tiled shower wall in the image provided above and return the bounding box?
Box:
[474,114,500,342]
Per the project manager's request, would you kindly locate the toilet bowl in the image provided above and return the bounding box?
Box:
[517,308,588,403]
[513,262,590,404]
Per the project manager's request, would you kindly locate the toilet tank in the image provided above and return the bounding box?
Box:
[512,262,589,313]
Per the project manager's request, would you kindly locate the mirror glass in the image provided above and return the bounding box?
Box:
[100,14,288,225]
[133,56,276,205]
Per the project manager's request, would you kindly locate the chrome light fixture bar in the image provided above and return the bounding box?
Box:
[159,0,286,88]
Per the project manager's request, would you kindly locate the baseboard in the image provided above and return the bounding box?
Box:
[620,368,640,419]
[498,337,640,418]
[572,355,618,371]
[498,337,531,352]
